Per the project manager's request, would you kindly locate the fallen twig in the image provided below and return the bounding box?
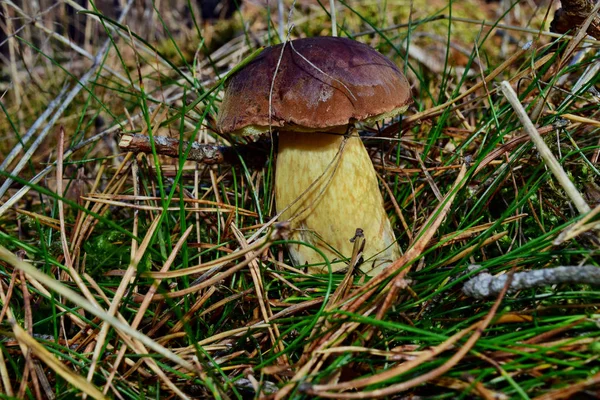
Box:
[118,133,268,166]
[463,265,600,299]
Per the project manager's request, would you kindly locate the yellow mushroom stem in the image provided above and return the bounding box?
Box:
[275,129,401,275]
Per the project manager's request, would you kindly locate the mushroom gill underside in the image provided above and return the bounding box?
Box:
[275,130,401,275]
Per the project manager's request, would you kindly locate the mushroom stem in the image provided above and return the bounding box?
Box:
[275,130,400,275]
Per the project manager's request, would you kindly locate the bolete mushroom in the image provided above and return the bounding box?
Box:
[217,36,412,275]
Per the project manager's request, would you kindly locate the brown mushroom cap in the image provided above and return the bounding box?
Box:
[217,37,412,135]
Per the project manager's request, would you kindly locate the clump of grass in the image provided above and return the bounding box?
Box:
[1,0,599,398]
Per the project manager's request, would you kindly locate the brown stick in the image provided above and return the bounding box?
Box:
[118,133,268,166]
[551,0,600,39]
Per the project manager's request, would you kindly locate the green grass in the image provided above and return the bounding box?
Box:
[1,0,599,398]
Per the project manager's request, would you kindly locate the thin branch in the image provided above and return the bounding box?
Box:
[463,265,600,299]
[118,133,268,166]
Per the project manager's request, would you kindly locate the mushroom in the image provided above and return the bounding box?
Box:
[217,36,412,275]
